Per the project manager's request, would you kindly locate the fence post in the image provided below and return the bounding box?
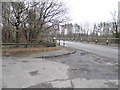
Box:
[58,40,60,45]
[106,40,108,45]
[95,39,98,44]
[81,39,82,42]
[87,39,89,43]
[63,40,65,47]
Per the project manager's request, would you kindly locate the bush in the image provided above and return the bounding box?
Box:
[39,42,56,47]
[2,42,56,47]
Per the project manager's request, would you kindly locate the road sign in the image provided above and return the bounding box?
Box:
[52,19,59,31]
[53,24,59,30]
[51,19,59,24]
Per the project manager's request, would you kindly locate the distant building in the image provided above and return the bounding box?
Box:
[74,24,79,34]
[103,23,110,35]
[65,23,73,35]
[61,25,66,35]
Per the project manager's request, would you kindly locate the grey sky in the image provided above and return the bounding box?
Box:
[63,0,119,24]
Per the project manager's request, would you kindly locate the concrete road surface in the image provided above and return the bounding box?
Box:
[2,57,69,88]
[2,46,118,88]
[60,41,118,61]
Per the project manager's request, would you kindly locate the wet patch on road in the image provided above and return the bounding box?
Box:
[104,82,118,88]
[8,62,16,65]
[29,70,40,76]
[80,52,86,55]
[2,65,6,67]
[28,82,53,88]
[21,60,29,63]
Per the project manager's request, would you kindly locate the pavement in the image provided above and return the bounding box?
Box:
[2,57,70,88]
[2,47,74,88]
[2,46,119,88]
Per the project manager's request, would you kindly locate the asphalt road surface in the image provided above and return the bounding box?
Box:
[60,41,118,61]
[2,42,119,88]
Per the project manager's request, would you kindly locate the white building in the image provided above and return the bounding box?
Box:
[66,23,73,35]
[61,25,66,35]
[74,24,80,34]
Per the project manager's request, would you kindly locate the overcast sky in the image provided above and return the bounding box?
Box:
[63,0,119,24]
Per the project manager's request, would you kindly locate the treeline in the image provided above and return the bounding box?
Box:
[60,19,120,39]
[2,0,68,43]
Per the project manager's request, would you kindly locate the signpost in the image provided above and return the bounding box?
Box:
[53,24,59,30]
[52,20,59,46]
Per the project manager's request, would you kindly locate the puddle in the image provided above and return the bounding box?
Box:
[2,65,6,67]
[8,63,16,65]
[81,52,86,56]
[22,60,29,62]
[104,82,118,88]
[29,70,39,76]
[29,83,53,88]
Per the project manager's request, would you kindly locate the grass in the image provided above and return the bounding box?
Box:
[2,46,60,56]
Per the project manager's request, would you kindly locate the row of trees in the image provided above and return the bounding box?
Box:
[90,10,120,38]
[2,0,68,43]
[60,23,90,35]
[59,12,119,39]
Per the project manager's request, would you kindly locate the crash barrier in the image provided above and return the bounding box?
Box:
[86,38,120,45]
[41,37,120,46]
[75,38,119,45]
[56,38,120,45]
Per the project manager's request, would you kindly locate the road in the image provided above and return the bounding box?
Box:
[60,41,118,61]
[2,44,118,88]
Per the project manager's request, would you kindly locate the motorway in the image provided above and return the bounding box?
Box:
[60,41,118,61]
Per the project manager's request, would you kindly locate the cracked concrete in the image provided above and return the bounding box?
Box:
[2,57,70,88]
[51,80,71,88]
[72,78,118,88]
[29,82,53,88]
[2,48,118,88]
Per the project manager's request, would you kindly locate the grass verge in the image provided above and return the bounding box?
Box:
[2,46,60,57]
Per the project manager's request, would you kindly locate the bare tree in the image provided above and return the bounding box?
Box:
[9,2,29,43]
[2,0,69,43]
[2,2,11,43]
[33,0,68,42]
[110,10,120,38]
